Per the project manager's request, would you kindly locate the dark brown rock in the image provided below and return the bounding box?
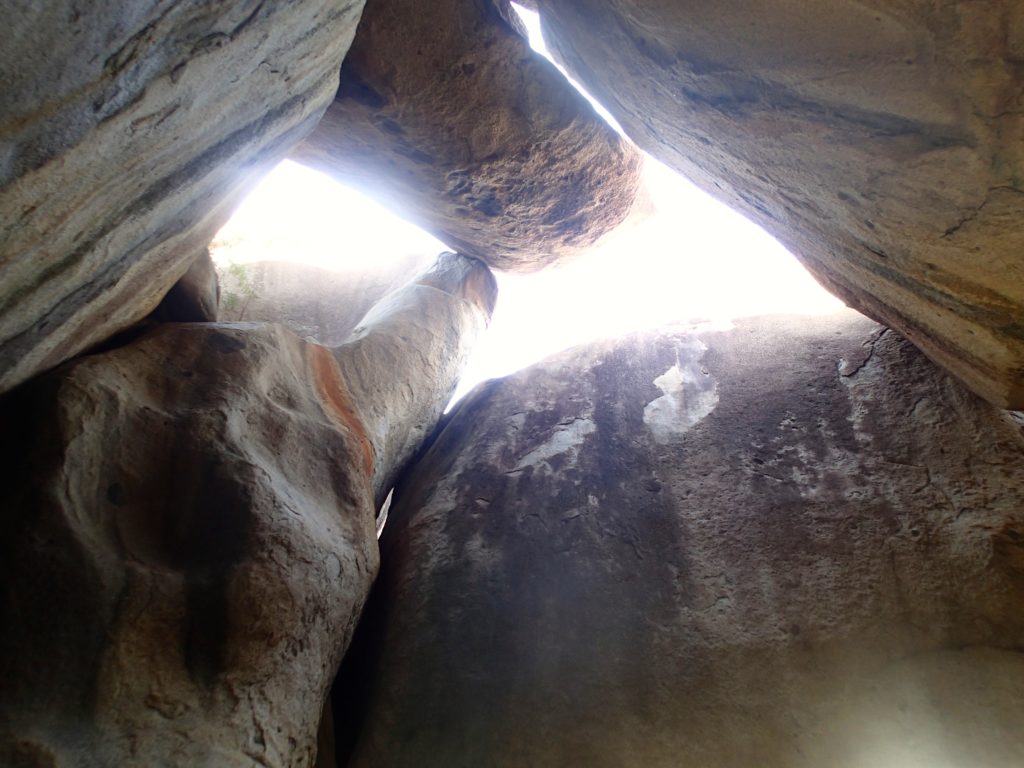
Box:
[530,0,1024,407]
[292,0,644,272]
[0,253,494,766]
[346,310,1024,767]
[0,0,366,395]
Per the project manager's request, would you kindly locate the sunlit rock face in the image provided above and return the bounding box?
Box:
[529,0,1024,408]
[0,0,366,396]
[0,254,495,767]
[292,0,644,272]
[216,254,433,347]
[343,310,1024,767]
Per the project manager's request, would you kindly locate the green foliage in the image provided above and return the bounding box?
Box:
[221,262,258,319]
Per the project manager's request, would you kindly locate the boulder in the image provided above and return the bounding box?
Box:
[530,0,1024,408]
[345,310,1024,767]
[292,0,644,272]
[154,249,221,323]
[0,0,366,395]
[0,253,495,766]
[216,254,433,346]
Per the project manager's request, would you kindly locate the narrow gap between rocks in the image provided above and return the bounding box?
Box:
[211,6,842,417]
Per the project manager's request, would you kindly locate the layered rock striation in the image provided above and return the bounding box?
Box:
[0,0,366,395]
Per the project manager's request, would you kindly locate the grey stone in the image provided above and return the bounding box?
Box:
[0,253,494,767]
[530,0,1024,407]
[216,254,433,347]
[292,0,644,272]
[346,310,1024,767]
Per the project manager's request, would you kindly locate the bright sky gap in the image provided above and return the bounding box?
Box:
[211,4,844,403]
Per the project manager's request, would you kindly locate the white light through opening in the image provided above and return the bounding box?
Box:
[211,4,844,405]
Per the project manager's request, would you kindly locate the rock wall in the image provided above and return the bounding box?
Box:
[0,0,366,395]
[345,310,1024,767]
[292,0,644,272]
[0,254,494,767]
[154,249,221,323]
[530,0,1024,407]
[216,254,433,347]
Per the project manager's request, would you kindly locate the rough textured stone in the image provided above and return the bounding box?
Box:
[0,253,494,767]
[0,0,366,395]
[530,0,1024,407]
[292,0,644,272]
[154,249,221,323]
[345,310,1024,767]
[216,254,433,346]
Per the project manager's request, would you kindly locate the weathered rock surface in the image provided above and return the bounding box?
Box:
[0,254,494,766]
[346,310,1024,767]
[292,0,643,272]
[0,0,366,395]
[336,252,498,507]
[531,0,1024,408]
[216,253,433,346]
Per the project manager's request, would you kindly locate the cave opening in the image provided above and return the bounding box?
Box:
[212,2,842,406]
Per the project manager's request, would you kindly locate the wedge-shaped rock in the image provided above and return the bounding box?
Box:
[0,254,495,767]
[293,0,643,272]
[530,0,1024,407]
[344,310,1024,767]
[0,1,366,395]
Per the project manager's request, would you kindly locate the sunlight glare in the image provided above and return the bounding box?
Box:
[211,5,845,404]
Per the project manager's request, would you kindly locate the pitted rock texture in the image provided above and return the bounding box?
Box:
[344,311,1024,767]
[292,0,643,272]
[0,253,494,767]
[0,0,365,395]
[216,253,433,346]
[531,0,1024,408]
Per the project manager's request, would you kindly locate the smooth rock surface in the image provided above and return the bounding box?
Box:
[292,0,643,272]
[346,310,1024,767]
[216,253,433,346]
[531,0,1024,407]
[0,0,365,395]
[0,253,494,767]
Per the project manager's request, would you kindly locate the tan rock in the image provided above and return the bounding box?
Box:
[343,310,1024,767]
[0,0,366,395]
[0,253,495,766]
[530,0,1024,407]
[292,0,644,272]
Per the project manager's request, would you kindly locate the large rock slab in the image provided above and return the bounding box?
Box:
[0,254,494,766]
[346,310,1024,767]
[292,0,643,272]
[216,254,432,346]
[530,0,1024,407]
[0,0,366,395]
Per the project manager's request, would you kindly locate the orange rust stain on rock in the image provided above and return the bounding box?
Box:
[306,343,375,478]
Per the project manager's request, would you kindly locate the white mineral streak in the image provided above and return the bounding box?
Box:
[643,338,718,443]
[513,417,597,471]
